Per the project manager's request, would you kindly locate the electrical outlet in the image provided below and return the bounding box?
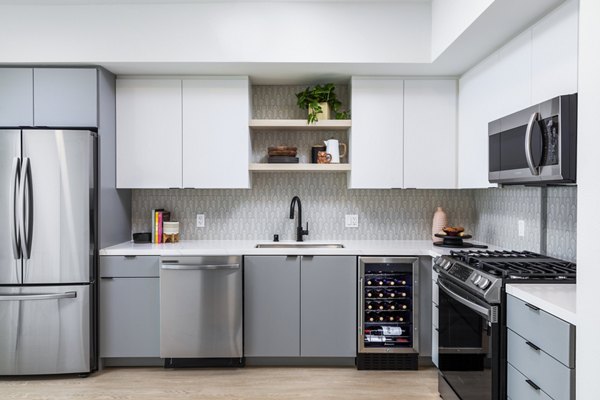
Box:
[196,214,205,228]
[345,214,359,228]
[518,220,525,237]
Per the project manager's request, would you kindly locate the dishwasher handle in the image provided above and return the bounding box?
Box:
[161,263,240,271]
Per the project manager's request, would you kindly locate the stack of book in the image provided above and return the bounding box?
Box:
[151,209,171,244]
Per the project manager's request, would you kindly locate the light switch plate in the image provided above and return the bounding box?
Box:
[345,214,359,228]
[196,214,205,228]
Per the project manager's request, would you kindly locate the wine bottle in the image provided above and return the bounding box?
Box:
[366,289,374,298]
[366,301,374,310]
[386,289,396,298]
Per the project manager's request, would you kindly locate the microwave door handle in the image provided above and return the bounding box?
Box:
[525,111,541,176]
[438,279,492,321]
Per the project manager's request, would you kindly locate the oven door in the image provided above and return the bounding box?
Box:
[436,277,502,400]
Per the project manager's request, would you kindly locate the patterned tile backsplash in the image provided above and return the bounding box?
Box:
[132,174,477,242]
[131,182,576,261]
[131,85,577,261]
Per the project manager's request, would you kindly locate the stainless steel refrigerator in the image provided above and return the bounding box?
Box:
[0,129,97,376]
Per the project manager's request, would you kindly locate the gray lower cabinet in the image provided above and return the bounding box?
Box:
[99,256,160,358]
[244,255,357,358]
[244,256,301,356]
[507,294,575,400]
[300,256,356,357]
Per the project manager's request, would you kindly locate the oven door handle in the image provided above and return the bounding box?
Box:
[438,279,492,321]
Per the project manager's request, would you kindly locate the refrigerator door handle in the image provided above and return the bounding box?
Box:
[0,291,77,301]
[10,157,21,260]
[18,157,33,260]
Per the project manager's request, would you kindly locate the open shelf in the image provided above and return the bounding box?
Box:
[249,119,352,130]
[249,163,351,172]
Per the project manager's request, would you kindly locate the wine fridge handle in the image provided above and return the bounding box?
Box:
[358,277,364,335]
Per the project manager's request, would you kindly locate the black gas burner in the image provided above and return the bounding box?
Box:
[448,250,576,281]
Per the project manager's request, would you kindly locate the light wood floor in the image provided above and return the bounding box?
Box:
[0,366,440,400]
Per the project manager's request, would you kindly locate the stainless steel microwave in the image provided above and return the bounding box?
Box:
[488,94,577,185]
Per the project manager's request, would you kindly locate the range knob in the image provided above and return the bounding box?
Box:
[442,260,452,270]
[478,278,491,290]
[473,275,482,285]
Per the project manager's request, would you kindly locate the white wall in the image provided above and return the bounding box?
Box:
[576,0,600,397]
[430,0,493,60]
[0,2,430,64]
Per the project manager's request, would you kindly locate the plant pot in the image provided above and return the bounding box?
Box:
[308,102,331,121]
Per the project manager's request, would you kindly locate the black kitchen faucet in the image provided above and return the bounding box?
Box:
[289,196,309,242]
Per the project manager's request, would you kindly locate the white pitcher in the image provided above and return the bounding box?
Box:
[323,139,347,164]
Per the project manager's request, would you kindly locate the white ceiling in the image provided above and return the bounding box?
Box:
[0,0,430,3]
[0,0,566,81]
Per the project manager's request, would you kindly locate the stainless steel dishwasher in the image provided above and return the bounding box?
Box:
[160,256,243,367]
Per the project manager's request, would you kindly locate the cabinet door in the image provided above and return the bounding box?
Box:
[182,77,250,188]
[458,54,502,189]
[0,68,33,126]
[300,256,356,357]
[33,68,97,127]
[349,77,404,189]
[404,80,457,189]
[531,0,578,104]
[116,79,182,188]
[99,256,160,358]
[244,256,300,357]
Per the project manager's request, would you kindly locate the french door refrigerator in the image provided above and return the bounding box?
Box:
[0,129,97,376]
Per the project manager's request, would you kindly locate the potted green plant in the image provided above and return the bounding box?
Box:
[295,83,350,124]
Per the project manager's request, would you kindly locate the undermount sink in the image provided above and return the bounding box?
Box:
[255,243,345,249]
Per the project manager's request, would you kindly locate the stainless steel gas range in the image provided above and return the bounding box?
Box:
[433,250,576,400]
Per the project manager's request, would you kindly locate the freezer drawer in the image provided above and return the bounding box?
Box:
[160,256,242,359]
[0,285,90,375]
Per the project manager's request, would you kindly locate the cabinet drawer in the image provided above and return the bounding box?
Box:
[507,294,575,367]
[100,256,160,278]
[508,363,554,400]
[508,329,574,400]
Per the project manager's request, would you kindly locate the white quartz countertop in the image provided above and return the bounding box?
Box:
[100,239,500,258]
[506,283,576,325]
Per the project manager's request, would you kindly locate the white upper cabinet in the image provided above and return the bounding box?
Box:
[0,68,33,126]
[116,79,182,189]
[531,0,578,104]
[33,68,97,127]
[457,0,578,188]
[349,77,404,189]
[182,78,250,189]
[404,80,457,189]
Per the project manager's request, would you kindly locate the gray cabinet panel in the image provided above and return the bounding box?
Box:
[0,68,33,126]
[100,256,159,277]
[34,68,97,127]
[508,329,574,400]
[507,294,575,367]
[244,256,300,357]
[99,277,159,358]
[507,363,554,400]
[300,256,356,357]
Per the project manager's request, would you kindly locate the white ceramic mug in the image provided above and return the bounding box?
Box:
[323,139,347,164]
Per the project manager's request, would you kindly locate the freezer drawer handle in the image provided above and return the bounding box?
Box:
[161,263,240,271]
[0,291,77,301]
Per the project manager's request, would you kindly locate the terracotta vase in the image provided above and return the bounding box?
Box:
[431,207,448,241]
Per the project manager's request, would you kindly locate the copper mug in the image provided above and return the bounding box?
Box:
[317,151,332,164]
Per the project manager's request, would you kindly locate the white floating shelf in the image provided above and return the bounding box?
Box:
[249,163,351,172]
[249,119,351,130]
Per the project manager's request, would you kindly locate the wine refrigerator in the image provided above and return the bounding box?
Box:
[357,257,419,370]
